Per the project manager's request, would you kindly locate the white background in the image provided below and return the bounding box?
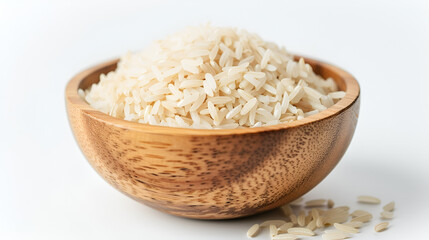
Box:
[1,0,428,239]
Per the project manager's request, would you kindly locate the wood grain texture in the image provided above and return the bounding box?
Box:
[65,56,360,219]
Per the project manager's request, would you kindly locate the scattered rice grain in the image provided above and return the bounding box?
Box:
[260,220,287,228]
[357,195,381,204]
[333,223,359,234]
[287,227,315,236]
[383,201,395,212]
[290,198,303,206]
[351,210,371,217]
[278,222,294,233]
[297,211,306,227]
[281,205,293,217]
[343,221,364,228]
[289,214,298,225]
[374,222,389,232]
[247,224,260,238]
[327,199,335,208]
[380,211,394,219]
[305,199,326,207]
[351,214,372,223]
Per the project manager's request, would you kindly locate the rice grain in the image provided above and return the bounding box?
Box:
[247,224,260,238]
[380,211,394,219]
[281,205,293,217]
[260,220,287,228]
[307,219,317,231]
[383,201,395,212]
[351,214,372,223]
[333,223,359,234]
[374,222,389,232]
[357,195,381,204]
[351,210,371,217]
[343,221,363,228]
[278,222,294,233]
[327,199,335,209]
[287,227,315,236]
[305,199,326,207]
[289,214,298,225]
[297,211,306,227]
[290,198,303,206]
[270,224,278,236]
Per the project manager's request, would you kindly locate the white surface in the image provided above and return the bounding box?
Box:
[1,0,428,239]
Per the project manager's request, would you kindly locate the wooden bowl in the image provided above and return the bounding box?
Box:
[65,56,360,219]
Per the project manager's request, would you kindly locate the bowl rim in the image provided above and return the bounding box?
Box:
[65,56,360,136]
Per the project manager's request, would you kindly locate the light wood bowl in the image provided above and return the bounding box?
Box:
[65,56,360,219]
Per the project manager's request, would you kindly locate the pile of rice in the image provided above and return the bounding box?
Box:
[79,24,345,129]
[247,196,395,240]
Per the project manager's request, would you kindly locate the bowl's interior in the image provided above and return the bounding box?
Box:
[78,62,118,90]
[69,56,359,135]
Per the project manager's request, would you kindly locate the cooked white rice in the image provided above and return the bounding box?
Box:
[80,24,344,129]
